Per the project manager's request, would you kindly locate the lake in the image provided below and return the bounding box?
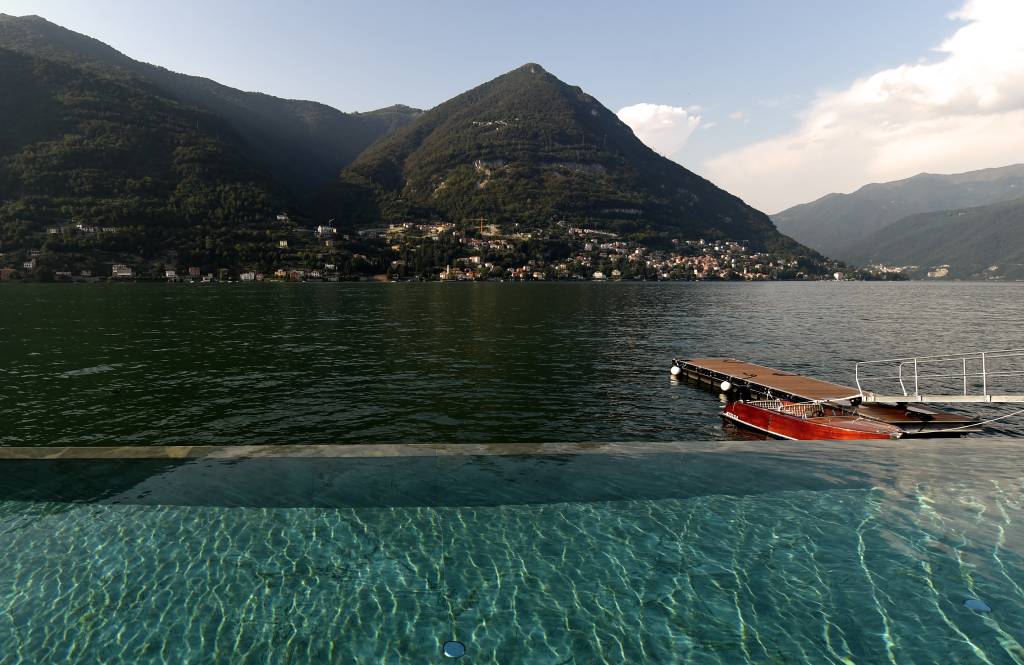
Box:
[2,281,1023,446]
[3,282,1024,664]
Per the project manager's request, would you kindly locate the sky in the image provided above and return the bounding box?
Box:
[1,0,1020,212]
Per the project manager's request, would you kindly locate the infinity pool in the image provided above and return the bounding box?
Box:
[1,441,1022,664]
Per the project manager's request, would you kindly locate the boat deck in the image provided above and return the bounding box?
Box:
[675,357,982,435]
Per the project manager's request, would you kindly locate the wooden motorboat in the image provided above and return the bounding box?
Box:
[722,399,904,440]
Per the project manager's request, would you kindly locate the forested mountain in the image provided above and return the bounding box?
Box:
[772,164,1024,260]
[0,14,423,276]
[0,45,291,269]
[0,14,421,196]
[0,17,835,279]
[336,64,817,257]
[843,197,1024,280]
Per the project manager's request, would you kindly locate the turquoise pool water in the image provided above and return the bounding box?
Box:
[1,441,1023,664]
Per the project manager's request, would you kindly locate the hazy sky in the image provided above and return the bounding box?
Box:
[2,0,1019,212]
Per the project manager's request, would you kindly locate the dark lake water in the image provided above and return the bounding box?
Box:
[1,282,1022,446]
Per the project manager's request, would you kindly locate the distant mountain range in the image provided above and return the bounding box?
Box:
[772,164,1024,262]
[2,14,1019,281]
[843,196,1024,280]
[0,14,841,277]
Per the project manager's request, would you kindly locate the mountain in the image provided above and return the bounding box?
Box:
[0,14,421,196]
[843,197,1024,279]
[772,164,1024,260]
[0,21,833,279]
[0,44,290,268]
[0,14,422,276]
[335,64,814,256]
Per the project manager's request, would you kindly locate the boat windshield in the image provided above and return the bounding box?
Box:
[748,400,826,418]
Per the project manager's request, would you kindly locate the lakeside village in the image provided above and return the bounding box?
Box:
[0,215,904,283]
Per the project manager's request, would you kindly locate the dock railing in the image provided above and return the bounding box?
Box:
[855,348,1024,403]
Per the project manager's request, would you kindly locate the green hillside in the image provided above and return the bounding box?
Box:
[844,197,1024,279]
[0,20,839,280]
[336,64,816,257]
[0,46,290,272]
[0,14,421,197]
[772,164,1024,260]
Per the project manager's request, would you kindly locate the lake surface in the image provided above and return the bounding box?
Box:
[2,281,1023,446]
[3,283,1024,664]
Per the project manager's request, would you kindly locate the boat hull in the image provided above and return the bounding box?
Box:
[723,401,902,440]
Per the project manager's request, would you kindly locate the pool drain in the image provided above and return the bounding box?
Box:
[443,641,466,658]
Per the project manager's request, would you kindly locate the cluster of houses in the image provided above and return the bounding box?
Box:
[47,222,119,235]
[431,236,817,281]
[109,225,833,283]
[2,211,864,283]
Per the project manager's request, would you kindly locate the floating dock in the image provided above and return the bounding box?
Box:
[673,357,982,436]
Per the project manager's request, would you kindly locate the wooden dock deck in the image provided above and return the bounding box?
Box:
[678,358,859,401]
[675,357,982,435]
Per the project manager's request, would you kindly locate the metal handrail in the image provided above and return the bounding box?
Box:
[857,369,1024,382]
[855,348,1024,402]
[855,348,1024,365]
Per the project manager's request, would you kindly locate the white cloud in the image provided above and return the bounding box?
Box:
[729,111,747,121]
[705,0,1024,213]
[617,103,701,158]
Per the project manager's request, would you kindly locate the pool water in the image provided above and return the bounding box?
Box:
[1,440,1023,664]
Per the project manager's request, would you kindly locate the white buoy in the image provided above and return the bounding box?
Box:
[670,365,682,377]
[720,380,732,393]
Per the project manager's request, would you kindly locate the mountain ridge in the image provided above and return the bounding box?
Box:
[0,13,421,195]
[0,43,290,272]
[772,163,1024,259]
[843,196,1024,279]
[0,20,843,279]
[337,62,817,257]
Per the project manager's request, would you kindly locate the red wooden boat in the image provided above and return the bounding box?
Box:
[722,399,904,440]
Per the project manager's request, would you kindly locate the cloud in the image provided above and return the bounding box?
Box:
[617,103,701,158]
[705,0,1024,213]
[729,111,747,121]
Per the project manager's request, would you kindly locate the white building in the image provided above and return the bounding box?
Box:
[111,264,133,278]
